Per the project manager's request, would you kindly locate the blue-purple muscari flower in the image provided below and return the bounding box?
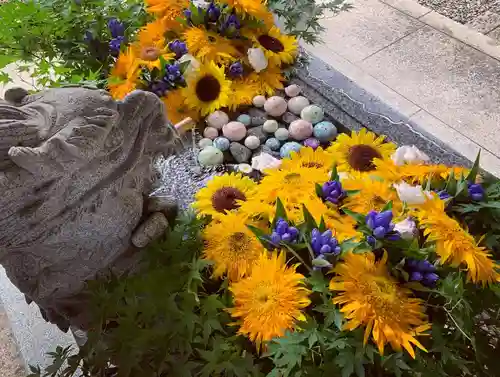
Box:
[229,62,244,77]
[365,210,400,241]
[321,181,346,205]
[220,13,241,37]
[207,2,221,21]
[109,36,125,55]
[468,183,485,201]
[149,80,171,97]
[311,229,341,256]
[269,219,299,245]
[168,40,188,59]
[406,258,439,287]
[108,18,125,39]
[437,190,451,200]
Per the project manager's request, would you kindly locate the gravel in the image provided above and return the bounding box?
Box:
[415,0,500,24]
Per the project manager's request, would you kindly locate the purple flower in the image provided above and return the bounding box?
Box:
[148,80,170,97]
[468,183,485,201]
[422,272,439,287]
[365,210,399,240]
[229,61,244,77]
[406,258,439,287]
[437,190,451,200]
[108,18,125,39]
[184,9,192,19]
[311,228,341,256]
[321,181,346,204]
[220,13,241,37]
[410,271,423,282]
[207,2,220,21]
[109,36,125,55]
[268,219,299,245]
[168,40,188,59]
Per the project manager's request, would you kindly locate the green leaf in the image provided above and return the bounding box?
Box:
[466,150,481,183]
[445,169,457,195]
[380,200,393,212]
[342,209,365,224]
[308,270,329,293]
[178,59,190,74]
[273,197,288,227]
[315,183,324,199]
[330,165,339,181]
[0,55,17,69]
[312,257,332,268]
[302,205,318,230]
[319,216,327,232]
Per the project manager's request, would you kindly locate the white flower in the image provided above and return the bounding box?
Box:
[177,54,200,78]
[392,145,430,166]
[394,218,417,240]
[393,182,432,205]
[247,48,268,73]
[251,153,281,172]
[191,0,210,9]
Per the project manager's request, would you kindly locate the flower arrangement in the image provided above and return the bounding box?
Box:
[35,129,500,377]
[107,0,300,124]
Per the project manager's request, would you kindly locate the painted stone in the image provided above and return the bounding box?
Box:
[230,142,252,163]
[303,137,321,150]
[252,95,266,107]
[313,121,338,142]
[237,114,251,127]
[205,110,229,129]
[282,111,299,124]
[198,138,213,148]
[301,105,324,124]
[287,96,310,115]
[246,126,266,143]
[289,119,313,141]
[280,142,302,158]
[213,136,230,151]
[203,126,219,140]
[198,146,223,166]
[285,84,301,97]
[244,135,261,150]
[274,128,289,141]
[264,96,288,117]
[263,119,279,133]
[222,121,246,141]
[265,137,281,151]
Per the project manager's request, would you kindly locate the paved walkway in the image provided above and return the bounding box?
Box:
[305,0,500,176]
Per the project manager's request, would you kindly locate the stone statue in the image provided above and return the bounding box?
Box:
[0,87,180,331]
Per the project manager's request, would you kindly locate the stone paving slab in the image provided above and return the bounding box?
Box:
[467,10,500,34]
[0,305,25,377]
[489,26,500,39]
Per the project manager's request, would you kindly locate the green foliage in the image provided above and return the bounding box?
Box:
[0,0,146,88]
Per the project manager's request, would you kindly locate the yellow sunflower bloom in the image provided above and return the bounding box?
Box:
[145,0,188,20]
[183,61,232,116]
[161,90,200,125]
[416,201,500,286]
[327,128,396,176]
[131,37,175,72]
[184,27,241,65]
[218,0,274,26]
[229,78,260,111]
[193,173,257,218]
[324,210,363,242]
[249,26,298,66]
[229,251,311,348]
[108,47,139,100]
[281,147,335,173]
[330,252,431,358]
[203,212,264,280]
[247,61,285,97]
[342,177,402,215]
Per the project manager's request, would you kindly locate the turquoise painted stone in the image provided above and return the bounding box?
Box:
[265,138,281,151]
[237,114,252,127]
[301,105,324,124]
[198,146,223,166]
[213,137,230,151]
[280,141,302,158]
[313,121,338,142]
[198,138,213,148]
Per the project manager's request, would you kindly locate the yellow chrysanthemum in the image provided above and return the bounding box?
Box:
[229,251,311,347]
[219,0,274,26]
[416,201,500,286]
[193,173,257,218]
[161,90,200,125]
[131,36,175,71]
[324,210,363,242]
[229,78,260,111]
[108,47,139,100]
[247,61,285,97]
[342,177,402,215]
[183,61,232,116]
[330,252,431,358]
[203,212,264,280]
[145,0,188,20]
[280,147,334,173]
[184,27,241,65]
[249,26,298,66]
[327,128,396,176]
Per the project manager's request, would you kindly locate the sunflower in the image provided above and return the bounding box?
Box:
[218,0,274,26]
[229,251,311,348]
[229,78,260,111]
[324,210,363,242]
[416,201,500,286]
[161,90,200,125]
[183,61,232,116]
[342,177,402,215]
[247,61,285,97]
[184,27,241,65]
[327,129,396,176]
[249,26,298,66]
[131,37,175,71]
[108,47,139,100]
[203,212,264,280]
[193,173,257,218]
[280,147,335,173]
[145,0,188,20]
[330,252,431,358]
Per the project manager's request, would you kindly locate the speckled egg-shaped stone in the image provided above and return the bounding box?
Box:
[198,138,213,148]
[203,126,219,140]
[275,128,290,141]
[263,119,279,133]
[289,119,313,141]
[237,114,252,127]
[285,84,301,97]
[265,137,281,151]
[301,105,324,124]
[303,137,320,150]
[280,142,302,158]
[223,121,247,141]
[264,96,288,117]
[244,135,261,150]
[313,121,338,142]
[252,95,266,107]
[213,136,230,151]
[205,110,229,129]
[198,146,223,166]
[287,96,310,115]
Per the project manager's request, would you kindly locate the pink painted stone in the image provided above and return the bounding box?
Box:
[289,119,313,141]
[264,96,288,117]
[222,121,247,141]
[203,126,219,140]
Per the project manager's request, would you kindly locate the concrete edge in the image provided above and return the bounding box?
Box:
[379,0,500,62]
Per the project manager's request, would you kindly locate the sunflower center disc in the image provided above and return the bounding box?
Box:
[211,187,246,213]
[258,35,285,52]
[208,35,217,43]
[141,46,161,61]
[196,75,221,102]
[302,162,323,169]
[347,144,382,172]
[284,172,302,184]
